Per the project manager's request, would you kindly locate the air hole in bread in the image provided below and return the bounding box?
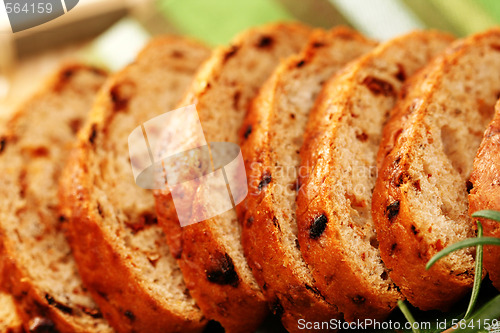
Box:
[45,294,73,315]
[0,137,5,153]
[272,216,280,231]
[388,243,397,256]
[413,180,421,191]
[68,118,83,135]
[224,45,239,62]
[362,76,395,96]
[110,81,135,113]
[124,213,158,234]
[440,125,466,176]
[243,125,252,139]
[233,91,241,109]
[296,60,306,68]
[369,235,379,248]
[257,36,274,48]
[124,310,135,322]
[257,173,272,191]
[466,179,473,194]
[395,63,406,81]
[286,182,298,193]
[356,131,368,142]
[96,202,104,218]
[88,124,97,145]
[410,225,418,235]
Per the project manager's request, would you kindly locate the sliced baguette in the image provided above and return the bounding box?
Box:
[59,37,210,332]
[296,30,453,321]
[237,27,377,330]
[0,64,112,332]
[372,28,500,310]
[469,98,500,290]
[0,292,23,333]
[154,23,311,333]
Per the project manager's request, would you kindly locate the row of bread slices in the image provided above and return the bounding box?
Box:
[1,22,499,333]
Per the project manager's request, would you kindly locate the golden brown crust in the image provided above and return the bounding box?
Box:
[156,196,268,332]
[60,152,205,333]
[372,29,500,310]
[0,64,111,333]
[240,82,339,326]
[469,100,500,290]
[0,239,73,333]
[154,23,312,333]
[59,37,211,333]
[237,27,378,331]
[296,30,453,321]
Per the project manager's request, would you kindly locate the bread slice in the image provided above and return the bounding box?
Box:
[372,28,500,310]
[153,23,311,333]
[0,64,112,332]
[295,30,453,321]
[375,64,436,172]
[469,98,500,291]
[236,27,377,330]
[58,37,210,332]
[0,292,23,333]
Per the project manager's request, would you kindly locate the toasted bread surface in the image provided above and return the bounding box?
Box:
[0,64,112,332]
[296,30,453,320]
[0,292,23,333]
[469,99,500,291]
[154,23,311,333]
[59,37,210,332]
[237,27,377,330]
[372,29,500,310]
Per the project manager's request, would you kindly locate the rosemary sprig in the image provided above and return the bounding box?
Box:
[426,209,500,271]
[464,221,483,320]
[426,236,500,270]
[453,294,500,333]
[396,209,500,333]
[425,222,484,320]
[397,300,421,333]
[471,209,500,222]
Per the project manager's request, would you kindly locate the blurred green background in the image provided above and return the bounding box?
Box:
[154,0,500,45]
